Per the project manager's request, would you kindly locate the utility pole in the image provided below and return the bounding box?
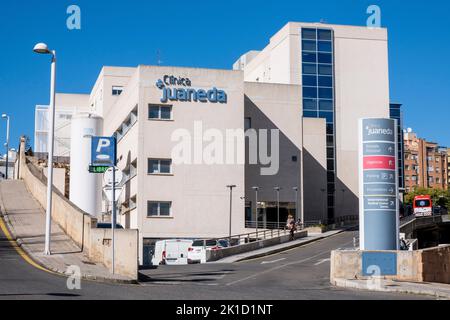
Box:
[252,187,259,239]
[227,185,236,242]
[274,187,281,229]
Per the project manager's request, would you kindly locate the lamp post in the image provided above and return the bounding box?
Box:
[252,187,259,239]
[33,43,56,256]
[293,187,299,226]
[226,185,236,242]
[274,187,281,229]
[320,188,326,224]
[1,114,9,180]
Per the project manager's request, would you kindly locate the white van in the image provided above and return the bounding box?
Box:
[151,239,193,266]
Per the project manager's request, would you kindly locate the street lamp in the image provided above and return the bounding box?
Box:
[293,187,299,225]
[226,185,236,242]
[1,114,9,180]
[274,187,281,229]
[252,187,259,238]
[34,42,56,256]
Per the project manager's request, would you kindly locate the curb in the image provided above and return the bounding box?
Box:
[0,209,137,285]
[332,278,450,300]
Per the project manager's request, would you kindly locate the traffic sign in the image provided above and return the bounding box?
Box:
[103,167,123,187]
[103,186,124,203]
[91,137,116,167]
[89,165,110,174]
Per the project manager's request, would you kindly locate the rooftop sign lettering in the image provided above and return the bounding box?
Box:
[156,75,227,104]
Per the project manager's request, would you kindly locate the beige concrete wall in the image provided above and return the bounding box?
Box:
[330,247,450,285]
[43,167,66,196]
[90,228,138,279]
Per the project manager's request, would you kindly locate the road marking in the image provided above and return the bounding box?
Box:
[314,258,331,266]
[226,237,357,287]
[261,258,286,265]
[0,216,57,275]
[226,250,330,286]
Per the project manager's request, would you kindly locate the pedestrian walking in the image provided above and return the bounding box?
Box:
[286,215,295,241]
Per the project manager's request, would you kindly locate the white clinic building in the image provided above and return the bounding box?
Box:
[34,22,392,265]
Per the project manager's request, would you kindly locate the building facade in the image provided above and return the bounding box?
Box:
[34,22,394,265]
[235,22,390,222]
[404,129,448,192]
[34,93,90,158]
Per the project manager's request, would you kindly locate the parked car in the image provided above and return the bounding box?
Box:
[187,239,230,264]
[152,239,193,266]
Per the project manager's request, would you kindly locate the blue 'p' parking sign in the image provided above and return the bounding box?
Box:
[91,137,116,167]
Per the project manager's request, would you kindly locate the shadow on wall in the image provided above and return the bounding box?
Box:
[244,95,359,223]
[245,96,302,222]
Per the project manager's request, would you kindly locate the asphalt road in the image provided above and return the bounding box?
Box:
[0,225,433,300]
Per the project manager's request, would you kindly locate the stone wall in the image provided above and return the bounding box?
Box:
[330,246,450,285]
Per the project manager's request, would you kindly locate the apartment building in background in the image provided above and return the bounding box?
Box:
[404,129,448,192]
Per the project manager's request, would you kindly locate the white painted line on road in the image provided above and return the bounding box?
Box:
[226,237,358,287]
[314,258,331,266]
[261,258,286,265]
[226,250,330,286]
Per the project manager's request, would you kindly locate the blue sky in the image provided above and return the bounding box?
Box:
[0,0,449,151]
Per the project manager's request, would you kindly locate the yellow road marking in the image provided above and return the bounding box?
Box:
[0,216,58,275]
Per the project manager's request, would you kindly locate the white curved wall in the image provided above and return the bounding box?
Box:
[69,113,103,217]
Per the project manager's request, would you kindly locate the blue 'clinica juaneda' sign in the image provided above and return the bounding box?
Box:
[156,75,227,104]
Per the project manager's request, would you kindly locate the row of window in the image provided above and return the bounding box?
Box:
[303,75,333,87]
[303,87,333,99]
[302,40,333,52]
[301,27,336,218]
[302,28,333,41]
[302,52,333,64]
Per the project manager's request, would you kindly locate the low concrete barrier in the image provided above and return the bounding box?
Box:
[207,230,308,262]
[330,245,450,285]
[17,139,138,279]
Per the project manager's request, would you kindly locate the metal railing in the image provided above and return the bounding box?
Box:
[209,222,306,247]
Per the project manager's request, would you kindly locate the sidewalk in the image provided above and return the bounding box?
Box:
[0,180,134,284]
[333,278,450,300]
[210,229,348,263]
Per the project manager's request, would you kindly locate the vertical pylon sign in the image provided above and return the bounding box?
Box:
[359,118,399,251]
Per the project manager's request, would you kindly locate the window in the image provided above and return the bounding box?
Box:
[318,64,333,75]
[303,99,317,110]
[319,88,333,99]
[112,86,123,96]
[148,159,172,174]
[318,53,332,64]
[303,75,317,86]
[302,28,317,39]
[147,202,172,217]
[318,76,333,87]
[302,52,317,63]
[302,63,317,74]
[318,29,332,41]
[302,40,317,51]
[244,117,252,130]
[318,41,332,52]
[303,87,317,98]
[149,105,172,120]
[304,110,318,118]
[319,100,333,111]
